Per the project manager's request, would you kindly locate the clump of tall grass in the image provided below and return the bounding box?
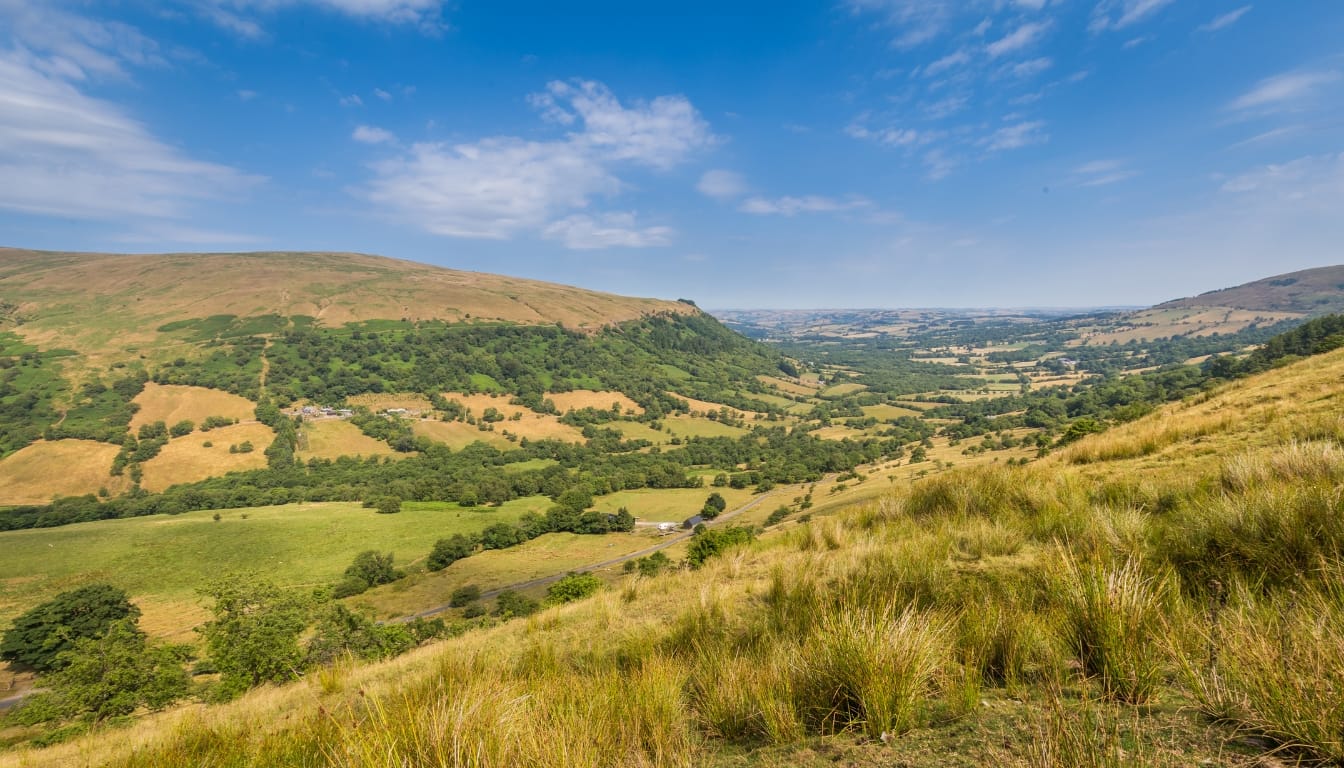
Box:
[1028,684,1180,768]
[1056,555,1170,704]
[1176,577,1344,763]
[791,605,952,738]
[956,594,1060,692]
[1220,440,1344,493]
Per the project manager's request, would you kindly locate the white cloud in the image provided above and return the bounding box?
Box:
[1219,153,1344,209]
[1074,159,1137,186]
[352,125,395,144]
[697,169,747,200]
[739,195,873,216]
[541,213,673,250]
[986,20,1051,58]
[1228,70,1341,114]
[844,0,954,48]
[237,89,258,101]
[0,6,255,221]
[1089,0,1176,32]
[923,49,969,77]
[982,120,1048,151]
[192,0,448,35]
[1199,5,1251,32]
[1008,57,1053,79]
[374,87,393,101]
[363,79,712,242]
[339,93,363,107]
[847,119,924,147]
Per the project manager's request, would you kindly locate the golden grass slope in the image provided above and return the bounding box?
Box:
[128,383,256,430]
[296,419,400,460]
[0,440,127,504]
[0,248,698,362]
[139,423,276,492]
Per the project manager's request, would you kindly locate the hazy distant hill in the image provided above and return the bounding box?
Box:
[1156,264,1344,315]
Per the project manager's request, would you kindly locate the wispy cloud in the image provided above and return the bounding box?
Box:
[982,120,1049,151]
[541,213,673,250]
[1073,159,1138,186]
[352,125,395,144]
[923,49,969,77]
[739,195,873,216]
[1089,0,1176,32]
[1199,5,1251,32]
[191,0,449,37]
[1228,69,1341,114]
[0,4,256,221]
[364,79,712,246]
[697,169,747,200]
[986,20,1051,58]
[843,0,954,48]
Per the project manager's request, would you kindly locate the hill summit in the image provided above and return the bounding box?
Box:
[1156,263,1344,315]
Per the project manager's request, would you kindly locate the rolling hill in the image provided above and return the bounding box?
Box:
[1156,263,1344,315]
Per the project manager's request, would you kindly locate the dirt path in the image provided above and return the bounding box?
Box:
[398,490,777,621]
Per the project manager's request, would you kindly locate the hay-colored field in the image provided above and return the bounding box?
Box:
[668,392,756,419]
[546,390,643,415]
[813,424,869,441]
[739,390,799,410]
[411,419,513,450]
[297,419,399,460]
[665,415,750,439]
[129,383,256,431]
[0,498,546,641]
[346,393,433,412]
[139,422,276,492]
[440,393,586,443]
[0,440,127,505]
[820,381,867,397]
[1071,307,1303,347]
[756,375,819,396]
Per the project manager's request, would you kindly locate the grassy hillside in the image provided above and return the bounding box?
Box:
[1157,263,1344,314]
[7,345,1342,767]
[0,248,695,364]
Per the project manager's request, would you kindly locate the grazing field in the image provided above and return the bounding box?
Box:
[410,419,513,450]
[664,414,750,439]
[588,486,756,523]
[128,383,257,431]
[668,392,757,419]
[440,392,532,419]
[861,403,921,420]
[0,498,545,640]
[139,422,276,492]
[545,389,643,415]
[607,420,669,444]
[297,419,399,460]
[0,440,126,504]
[345,393,433,412]
[819,381,866,397]
[756,375,819,396]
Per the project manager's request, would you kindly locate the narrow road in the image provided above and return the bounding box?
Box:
[399,491,777,621]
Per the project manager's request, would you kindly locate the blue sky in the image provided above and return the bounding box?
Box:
[1,1,1341,308]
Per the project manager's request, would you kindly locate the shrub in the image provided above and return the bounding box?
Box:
[450,584,481,608]
[0,584,140,672]
[427,534,476,571]
[546,572,601,605]
[494,589,540,619]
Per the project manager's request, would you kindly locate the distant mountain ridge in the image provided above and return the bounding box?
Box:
[1155,264,1344,315]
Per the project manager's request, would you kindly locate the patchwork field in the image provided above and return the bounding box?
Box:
[345,393,433,412]
[545,389,643,415]
[128,383,256,431]
[297,419,399,460]
[139,422,276,492]
[0,440,126,505]
[588,485,757,524]
[410,419,513,450]
[664,414,749,439]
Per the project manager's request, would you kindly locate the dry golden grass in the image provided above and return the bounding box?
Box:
[438,393,586,443]
[128,383,256,431]
[441,392,532,419]
[410,419,513,450]
[297,419,400,460]
[545,389,643,415]
[0,439,126,504]
[139,423,275,492]
[861,404,921,420]
[1070,307,1302,347]
[757,375,819,396]
[668,392,757,419]
[344,393,433,412]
